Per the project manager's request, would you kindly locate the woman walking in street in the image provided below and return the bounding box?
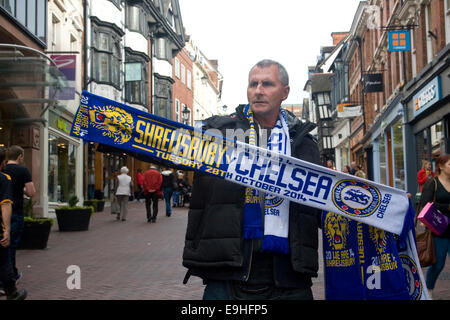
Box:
[115,166,133,221]
[420,153,450,299]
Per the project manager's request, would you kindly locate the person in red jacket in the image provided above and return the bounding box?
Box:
[135,168,144,202]
[143,165,162,223]
[417,160,435,192]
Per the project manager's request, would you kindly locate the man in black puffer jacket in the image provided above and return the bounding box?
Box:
[182,59,321,300]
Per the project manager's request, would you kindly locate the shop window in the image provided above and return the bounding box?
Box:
[392,119,405,190]
[415,129,430,170]
[48,134,76,203]
[430,121,444,157]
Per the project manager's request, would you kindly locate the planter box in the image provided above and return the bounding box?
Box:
[18,218,53,250]
[55,208,92,231]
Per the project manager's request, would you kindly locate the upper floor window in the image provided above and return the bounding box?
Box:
[174,58,180,78]
[155,37,172,62]
[125,49,148,106]
[181,64,186,84]
[126,5,147,35]
[187,69,192,90]
[316,92,330,106]
[0,0,47,45]
[91,19,123,88]
[445,0,450,44]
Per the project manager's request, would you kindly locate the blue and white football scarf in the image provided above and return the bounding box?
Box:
[70,91,430,299]
[242,104,290,254]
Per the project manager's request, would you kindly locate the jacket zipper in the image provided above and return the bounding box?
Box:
[242,240,253,281]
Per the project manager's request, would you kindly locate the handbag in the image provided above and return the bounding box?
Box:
[415,178,437,267]
[111,197,120,214]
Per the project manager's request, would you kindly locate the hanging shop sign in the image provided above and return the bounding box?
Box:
[337,103,362,118]
[388,30,411,52]
[50,54,76,100]
[413,76,442,117]
[364,73,384,93]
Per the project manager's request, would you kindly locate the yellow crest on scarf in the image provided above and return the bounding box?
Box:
[89,105,134,145]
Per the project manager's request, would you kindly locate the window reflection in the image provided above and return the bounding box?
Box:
[48,134,76,203]
[392,119,405,190]
[379,135,387,185]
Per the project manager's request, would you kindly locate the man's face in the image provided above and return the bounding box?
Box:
[247,65,290,121]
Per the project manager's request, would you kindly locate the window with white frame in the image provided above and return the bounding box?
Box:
[445,0,450,44]
[187,69,192,89]
[175,99,180,122]
[175,58,180,78]
[317,92,330,105]
[181,64,186,84]
[425,4,433,63]
[322,136,333,149]
[411,29,417,77]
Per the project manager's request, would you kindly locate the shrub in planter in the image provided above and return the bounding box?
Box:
[18,198,54,250]
[83,199,105,212]
[56,195,94,232]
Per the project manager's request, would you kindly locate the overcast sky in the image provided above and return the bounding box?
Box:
[178,0,362,109]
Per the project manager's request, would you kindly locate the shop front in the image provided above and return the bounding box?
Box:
[332,119,350,171]
[42,110,84,217]
[369,97,406,191]
[403,46,450,197]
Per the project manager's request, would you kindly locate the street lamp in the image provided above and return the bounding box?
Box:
[201,75,208,85]
[182,105,190,125]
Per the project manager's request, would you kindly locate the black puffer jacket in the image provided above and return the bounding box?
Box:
[182,105,321,287]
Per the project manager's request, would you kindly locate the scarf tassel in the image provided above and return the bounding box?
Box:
[262,235,290,255]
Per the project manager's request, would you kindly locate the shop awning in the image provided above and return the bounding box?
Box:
[0,43,68,127]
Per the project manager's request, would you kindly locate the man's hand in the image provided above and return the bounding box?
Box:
[0,231,10,248]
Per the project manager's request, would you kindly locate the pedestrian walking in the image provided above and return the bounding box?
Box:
[418,159,435,192]
[182,59,321,300]
[143,165,162,223]
[2,145,35,284]
[161,168,175,217]
[0,147,27,300]
[114,166,133,221]
[136,168,144,202]
[420,153,450,299]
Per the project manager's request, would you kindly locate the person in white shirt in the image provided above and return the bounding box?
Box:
[115,166,133,221]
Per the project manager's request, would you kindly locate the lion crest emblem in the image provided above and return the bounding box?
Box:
[89,105,134,144]
[324,212,350,250]
[369,225,387,255]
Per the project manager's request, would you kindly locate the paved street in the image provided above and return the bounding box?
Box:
[9,201,449,300]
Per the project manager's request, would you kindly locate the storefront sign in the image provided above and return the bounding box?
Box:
[337,103,362,118]
[388,30,410,52]
[413,76,441,117]
[50,54,76,100]
[364,73,384,93]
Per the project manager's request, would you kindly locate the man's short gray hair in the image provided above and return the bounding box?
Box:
[249,59,289,86]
